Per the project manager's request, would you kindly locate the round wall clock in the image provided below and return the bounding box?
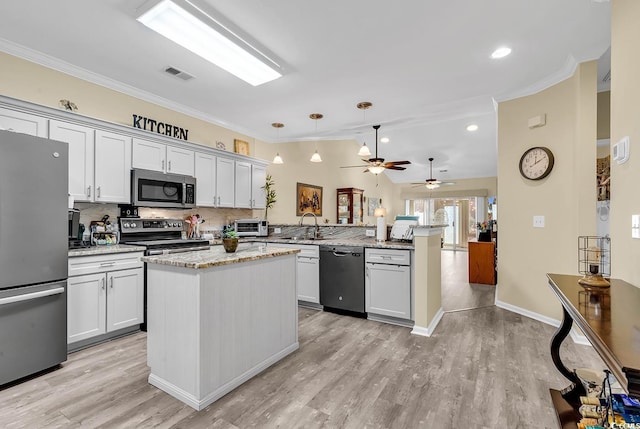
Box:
[519,146,555,180]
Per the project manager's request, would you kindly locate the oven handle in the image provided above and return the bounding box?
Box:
[146,245,210,256]
[0,287,65,306]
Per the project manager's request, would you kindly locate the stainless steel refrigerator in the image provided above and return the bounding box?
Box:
[0,130,68,386]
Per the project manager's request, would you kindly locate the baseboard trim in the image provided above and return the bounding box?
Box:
[411,307,444,337]
[495,299,590,346]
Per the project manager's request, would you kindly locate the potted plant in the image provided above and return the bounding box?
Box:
[222,227,239,253]
[261,174,276,220]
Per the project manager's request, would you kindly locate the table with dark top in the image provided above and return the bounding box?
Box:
[547,273,640,428]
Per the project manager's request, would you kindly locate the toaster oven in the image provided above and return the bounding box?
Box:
[234,219,268,237]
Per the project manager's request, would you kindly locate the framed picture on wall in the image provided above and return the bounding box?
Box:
[296,182,322,216]
[368,197,382,216]
[234,139,250,156]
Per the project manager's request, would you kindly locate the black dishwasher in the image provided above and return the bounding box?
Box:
[319,245,365,315]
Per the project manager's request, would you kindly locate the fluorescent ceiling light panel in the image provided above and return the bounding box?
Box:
[137,0,282,86]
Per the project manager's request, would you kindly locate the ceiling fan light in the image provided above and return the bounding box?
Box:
[358,143,371,157]
[425,183,439,190]
[368,165,385,175]
[272,153,283,164]
[310,150,322,163]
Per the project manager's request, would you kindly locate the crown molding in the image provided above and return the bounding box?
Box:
[0,37,270,141]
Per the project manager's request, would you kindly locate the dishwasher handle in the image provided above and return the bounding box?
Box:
[332,251,349,257]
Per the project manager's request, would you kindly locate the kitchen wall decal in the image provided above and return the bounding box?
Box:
[296,182,322,216]
[234,139,250,155]
[132,114,189,141]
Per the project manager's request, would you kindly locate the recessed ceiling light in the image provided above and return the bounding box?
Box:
[491,47,512,59]
[466,124,479,132]
[380,137,390,143]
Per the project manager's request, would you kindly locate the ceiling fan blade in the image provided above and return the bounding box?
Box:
[340,165,368,168]
[363,169,370,173]
[385,165,406,171]
[384,160,411,166]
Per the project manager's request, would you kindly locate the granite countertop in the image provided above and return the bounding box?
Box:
[142,244,300,269]
[68,244,146,257]
[250,237,415,250]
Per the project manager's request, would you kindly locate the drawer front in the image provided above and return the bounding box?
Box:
[365,248,410,265]
[68,252,144,277]
[268,243,319,258]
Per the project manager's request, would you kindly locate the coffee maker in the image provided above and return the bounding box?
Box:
[68,209,88,248]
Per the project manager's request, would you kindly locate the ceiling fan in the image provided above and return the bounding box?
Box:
[341,125,411,174]
[412,158,455,189]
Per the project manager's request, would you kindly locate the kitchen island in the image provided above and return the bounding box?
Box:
[141,245,300,410]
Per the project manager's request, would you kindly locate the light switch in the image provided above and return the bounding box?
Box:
[632,215,640,239]
[533,216,545,228]
[366,229,375,237]
[274,227,282,233]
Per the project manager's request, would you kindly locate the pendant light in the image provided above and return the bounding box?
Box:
[309,113,323,163]
[271,122,284,164]
[356,102,372,157]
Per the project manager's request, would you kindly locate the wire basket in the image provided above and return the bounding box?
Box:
[577,236,610,288]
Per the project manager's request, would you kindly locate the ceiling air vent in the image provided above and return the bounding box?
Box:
[602,69,611,83]
[163,66,194,81]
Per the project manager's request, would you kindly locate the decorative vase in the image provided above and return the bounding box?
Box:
[222,237,238,253]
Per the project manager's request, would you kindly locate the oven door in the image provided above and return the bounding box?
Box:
[131,169,185,208]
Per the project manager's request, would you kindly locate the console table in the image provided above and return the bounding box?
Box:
[547,273,640,428]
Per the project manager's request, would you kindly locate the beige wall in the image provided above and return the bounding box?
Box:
[496,61,597,319]
[0,50,400,227]
[253,139,399,225]
[610,0,640,285]
[597,90,611,140]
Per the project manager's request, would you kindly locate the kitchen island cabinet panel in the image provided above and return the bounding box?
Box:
[145,248,299,410]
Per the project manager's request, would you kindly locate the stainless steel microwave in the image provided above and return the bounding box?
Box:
[131,168,196,209]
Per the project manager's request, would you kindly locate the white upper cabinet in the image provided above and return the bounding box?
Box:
[50,120,95,202]
[166,146,194,176]
[216,155,235,208]
[235,161,267,209]
[234,161,252,209]
[0,108,48,137]
[132,138,194,176]
[194,152,216,207]
[251,164,267,210]
[94,130,131,203]
[131,138,165,172]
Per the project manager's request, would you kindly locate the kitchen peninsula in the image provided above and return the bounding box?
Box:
[142,245,300,410]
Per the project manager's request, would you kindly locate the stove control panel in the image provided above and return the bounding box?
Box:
[120,218,184,233]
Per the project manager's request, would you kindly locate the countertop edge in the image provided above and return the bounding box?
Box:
[142,247,300,269]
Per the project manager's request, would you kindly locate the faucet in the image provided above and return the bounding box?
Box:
[299,212,320,239]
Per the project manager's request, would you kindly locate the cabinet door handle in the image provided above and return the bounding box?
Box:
[100,262,115,267]
[97,186,101,198]
[168,160,172,171]
[366,267,369,278]
[101,278,105,290]
[87,186,91,198]
[110,277,113,288]
[162,160,165,171]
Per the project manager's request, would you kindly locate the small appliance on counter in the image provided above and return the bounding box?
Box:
[234,219,268,237]
[389,217,419,242]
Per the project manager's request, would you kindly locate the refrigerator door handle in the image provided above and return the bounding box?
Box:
[0,287,65,306]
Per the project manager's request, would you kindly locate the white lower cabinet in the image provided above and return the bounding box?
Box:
[268,243,319,304]
[365,248,412,320]
[67,252,144,345]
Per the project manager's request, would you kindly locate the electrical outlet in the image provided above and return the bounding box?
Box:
[533,216,545,228]
[274,227,282,233]
[366,229,375,237]
[632,215,640,239]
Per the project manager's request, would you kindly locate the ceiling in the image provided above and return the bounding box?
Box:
[0,0,611,184]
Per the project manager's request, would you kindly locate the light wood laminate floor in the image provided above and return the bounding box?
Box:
[441,249,495,312]
[1,305,604,428]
